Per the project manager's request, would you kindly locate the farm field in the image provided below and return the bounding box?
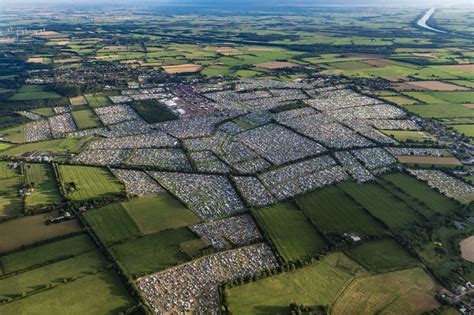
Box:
[111,227,196,278]
[24,163,62,209]
[0,234,94,274]
[123,193,200,235]
[396,155,462,166]
[71,109,102,129]
[453,124,474,137]
[381,95,418,105]
[226,253,359,314]
[0,162,20,179]
[84,94,111,108]
[0,212,81,252]
[332,267,439,315]
[0,124,25,143]
[346,239,418,272]
[379,130,434,142]
[382,173,459,215]
[338,181,422,231]
[9,85,61,101]
[402,103,474,119]
[0,137,90,157]
[295,186,385,237]
[58,165,124,201]
[30,107,56,117]
[0,174,23,218]
[83,202,141,245]
[0,270,134,314]
[252,202,326,262]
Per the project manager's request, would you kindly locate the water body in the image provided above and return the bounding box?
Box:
[416,7,446,33]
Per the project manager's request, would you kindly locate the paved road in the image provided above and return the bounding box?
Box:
[416,7,446,33]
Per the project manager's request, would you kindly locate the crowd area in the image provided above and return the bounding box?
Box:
[25,120,52,142]
[88,131,178,150]
[408,169,474,199]
[74,148,130,166]
[191,214,262,249]
[127,148,192,171]
[94,104,142,125]
[233,176,276,207]
[137,243,278,314]
[49,113,77,138]
[111,169,163,196]
[335,151,374,183]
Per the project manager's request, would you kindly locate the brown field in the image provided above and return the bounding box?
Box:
[27,57,44,64]
[69,95,88,106]
[412,53,437,59]
[396,155,462,166]
[248,47,274,51]
[36,31,62,37]
[463,104,474,109]
[362,59,391,67]
[256,61,300,69]
[385,77,409,82]
[0,212,81,253]
[0,38,16,44]
[162,64,203,74]
[446,64,474,72]
[401,81,469,91]
[391,82,427,91]
[460,236,474,263]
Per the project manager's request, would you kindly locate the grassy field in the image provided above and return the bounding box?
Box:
[123,193,200,235]
[71,109,102,129]
[338,181,422,231]
[0,234,94,274]
[381,95,419,105]
[332,267,439,315]
[111,227,196,278]
[0,124,25,143]
[131,100,179,124]
[31,107,56,117]
[84,94,111,108]
[9,85,61,101]
[58,165,124,201]
[83,203,141,245]
[382,173,459,215]
[252,202,326,262]
[0,176,23,218]
[428,91,474,103]
[347,239,418,273]
[453,124,474,137]
[0,212,81,253]
[295,186,385,237]
[0,142,11,151]
[0,270,134,314]
[380,130,434,142]
[24,163,62,209]
[0,162,20,179]
[0,251,106,299]
[226,253,359,314]
[402,103,473,119]
[1,137,90,157]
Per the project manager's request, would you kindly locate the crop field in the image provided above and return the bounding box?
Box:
[0,251,107,300]
[396,155,462,166]
[162,64,203,74]
[402,103,474,119]
[226,253,358,314]
[111,227,196,278]
[0,162,20,179]
[295,186,385,237]
[69,95,87,106]
[123,193,200,235]
[71,109,102,129]
[252,202,326,262]
[83,203,141,245]
[24,163,62,209]
[398,81,469,91]
[9,85,61,101]
[428,91,474,103]
[382,173,459,215]
[31,107,56,117]
[0,212,81,253]
[332,267,439,315]
[403,92,445,104]
[346,239,418,272]
[380,130,433,142]
[0,137,90,157]
[381,95,418,105]
[58,165,124,201]
[84,94,111,108]
[0,270,134,314]
[338,181,422,231]
[0,234,94,274]
[0,176,23,218]
[0,125,25,143]
[453,124,474,137]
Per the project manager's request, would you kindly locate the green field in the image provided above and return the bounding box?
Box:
[226,253,359,314]
[24,163,62,209]
[83,203,141,244]
[332,267,439,314]
[0,175,23,218]
[0,270,134,314]
[58,165,124,201]
[71,109,102,129]
[428,91,474,103]
[0,137,90,157]
[347,239,418,272]
[382,173,459,215]
[0,162,20,179]
[453,124,474,137]
[123,193,200,235]
[381,95,419,105]
[0,234,94,274]
[252,202,326,262]
[131,100,179,124]
[9,85,62,101]
[111,227,196,277]
[31,107,56,117]
[0,142,11,151]
[0,124,25,143]
[339,181,422,231]
[84,94,111,108]
[402,103,473,119]
[380,130,434,142]
[295,186,385,237]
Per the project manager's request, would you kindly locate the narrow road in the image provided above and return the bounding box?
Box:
[416,8,446,33]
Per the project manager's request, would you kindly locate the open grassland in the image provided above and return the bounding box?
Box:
[428,91,474,103]
[84,94,111,108]
[83,203,141,245]
[123,193,200,235]
[332,267,438,315]
[111,227,196,278]
[0,176,23,218]
[71,109,102,129]
[453,124,474,137]
[1,137,90,157]
[402,103,473,119]
[0,251,107,300]
[131,100,178,124]
[0,142,11,151]
[9,85,61,101]
[0,234,94,274]
[0,124,25,143]
[382,173,459,215]
[252,202,326,262]
[295,186,384,237]
[380,130,434,142]
[347,239,418,273]
[0,270,134,314]
[381,95,418,105]
[226,253,359,314]
[58,165,124,201]
[0,162,20,179]
[0,212,81,253]
[24,163,62,209]
[31,107,56,117]
[338,181,422,231]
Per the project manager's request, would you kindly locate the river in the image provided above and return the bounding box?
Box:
[416,7,446,33]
